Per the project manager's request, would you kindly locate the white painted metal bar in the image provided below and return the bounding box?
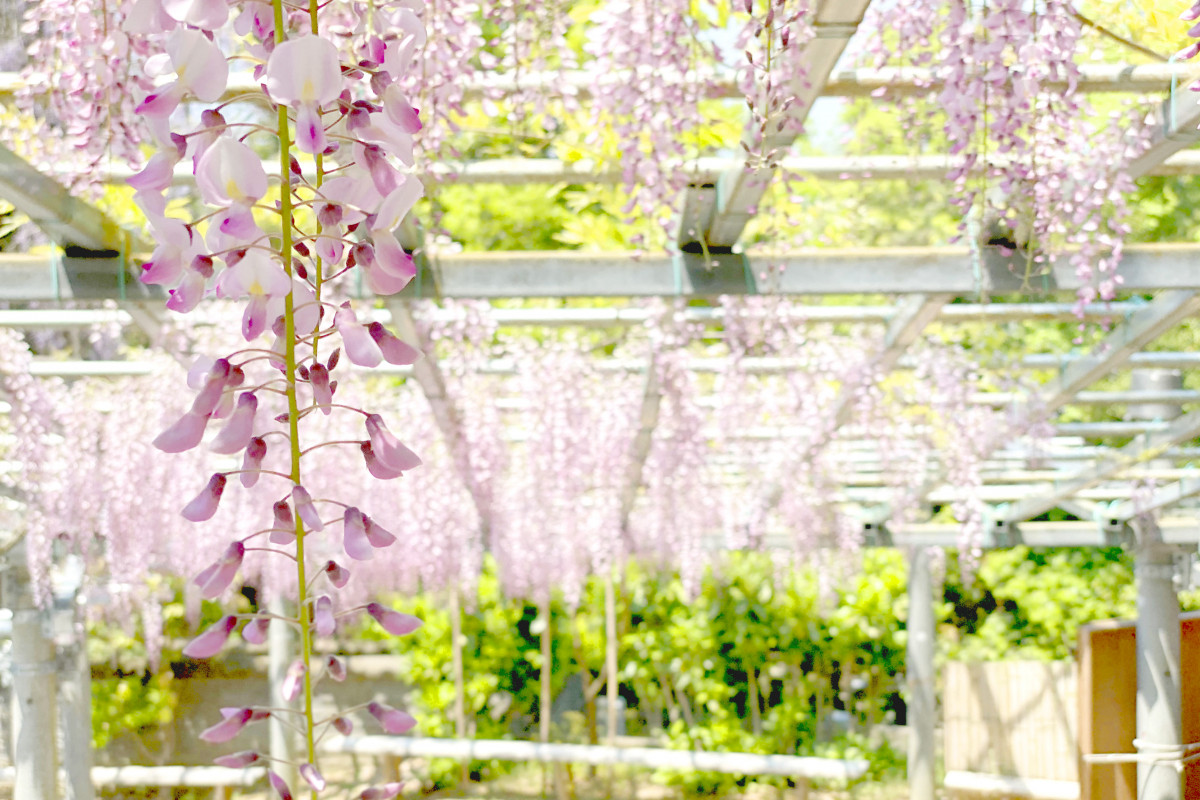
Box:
[676,0,873,250]
[0,766,269,788]
[887,519,1200,548]
[942,771,1079,800]
[97,151,1200,189]
[0,308,131,328]
[1127,75,1200,179]
[617,363,661,529]
[1002,409,1200,523]
[10,244,1200,301]
[907,547,936,800]
[1038,291,1200,412]
[319,737,869,780]
[1111,476,1200,522]
[9,553,58,800]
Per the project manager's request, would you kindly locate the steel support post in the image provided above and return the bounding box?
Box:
[10,569,59,800]
[906,547,936,800]
[1134,537,1182,800]
[57,635,94,800]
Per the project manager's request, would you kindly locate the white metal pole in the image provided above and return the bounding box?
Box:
[906,547,935,800]
[10,561,59,800]
[268,594,297,789]
[57,633,94,800]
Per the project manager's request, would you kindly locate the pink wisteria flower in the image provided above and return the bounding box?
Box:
[265,35,343,153]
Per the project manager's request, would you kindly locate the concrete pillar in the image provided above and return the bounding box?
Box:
[9,560,60,800]
[906,547,936,800]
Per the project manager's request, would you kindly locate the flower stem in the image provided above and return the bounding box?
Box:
[273,0,318,788]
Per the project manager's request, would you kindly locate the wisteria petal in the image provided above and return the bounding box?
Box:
[365,414,422,472]
[168,27,228,100]
[153,409,209,453]
[342,508,374,561]
[367,702,417,734]
[190,358,231,415]
[310,363,333,413]
[314,595,336,636]
[375,176,423,232]
[332,716,354,736]
[162,0,228,29]
[184,615,238,659]
[182,474,227,522]
[268,770,294,800]
[294,103,327,155]
[264,34,343,106]
[372,233,417,282]
[282,660,307,702]
[368,322,422,366]
[362,442,405,480]
[166,268,207,314]
[364,517,397,549]
[209,392,258,454]
[334,305,383,367]
[366,603,422,636]
[242,617,270,645]
[292,485,324,532]
[196,136,269,207]
[326,655,347,682]
[362,784,405,800]
[214,751,260,768]
[300,764,327,793]
[324,560,350,588]
[193,541,244,598]
[241,436,267,488]
[127,152,177,193]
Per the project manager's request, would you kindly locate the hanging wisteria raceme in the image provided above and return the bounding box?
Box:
[120,0,432,794]
[867,0,1153,316]
[736,0,815,163]
[15,0,156,188]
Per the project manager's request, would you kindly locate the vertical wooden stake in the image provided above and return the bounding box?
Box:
[450,587,468,784]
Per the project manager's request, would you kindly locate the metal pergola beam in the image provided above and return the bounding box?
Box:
[10,244,1200,301]
[676,0,873,251]
[1001,409,1200,524]
[617,364,662,531]
[1038,290,1200,412]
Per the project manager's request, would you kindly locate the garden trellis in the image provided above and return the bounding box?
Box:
[1,1,1200,800]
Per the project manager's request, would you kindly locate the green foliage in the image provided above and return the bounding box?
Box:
[92,671,177,750]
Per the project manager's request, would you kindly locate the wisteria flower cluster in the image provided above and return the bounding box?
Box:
[123,0,431,795]
[867,0,1152,317]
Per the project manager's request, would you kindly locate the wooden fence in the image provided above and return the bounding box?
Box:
[943,661,1078,782]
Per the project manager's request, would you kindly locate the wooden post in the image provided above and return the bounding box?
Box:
[605,570,618,791]
[450,587,468,784]
[9,550,60,800]
[540,597,552,744]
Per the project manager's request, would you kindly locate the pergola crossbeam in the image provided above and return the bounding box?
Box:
[1001,409,1200,524]
[617,364,662,530]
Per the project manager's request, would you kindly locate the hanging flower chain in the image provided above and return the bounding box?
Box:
[130,0,429,796]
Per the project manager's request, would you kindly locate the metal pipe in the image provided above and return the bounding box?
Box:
[906,547,936,800]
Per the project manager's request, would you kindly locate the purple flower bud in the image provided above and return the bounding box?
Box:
[343,508,373,561]
[325,560,350,588]
[367,702,416,734]
[333,716,354,736]
[367,322,422,366]
[182,474,227,522]
[153,410,209,453]
[241,437,267,488]
[314,595,336,636]
[366,603,422,636]
[318,203,343,227]
[300,764,326,792]
[200,707,253,743]
[214,751,260,768]
[327,347,340,371]
[193,541,244,599]
[268,770,294,800]
[310,363,333,414]
[326,655,347,682]
[210,392,258,454]
[282,659,307,702]
[292,485,324,532]
[242,617,270,645]
[184,615,238,659]
[362,783,405,800]
[364,516,397,549]
[365,414,421,473]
